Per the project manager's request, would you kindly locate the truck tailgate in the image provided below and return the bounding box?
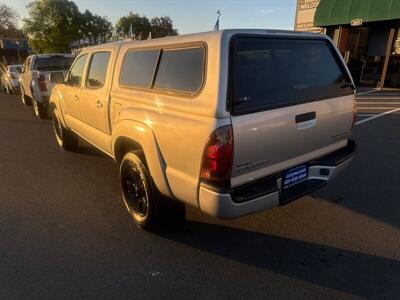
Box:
[229,36,355,188]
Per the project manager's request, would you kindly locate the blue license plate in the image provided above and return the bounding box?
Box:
[282,164,309,190]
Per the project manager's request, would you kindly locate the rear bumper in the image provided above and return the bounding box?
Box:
[199,140,356,219]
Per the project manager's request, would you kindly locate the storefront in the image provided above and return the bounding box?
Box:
[314,0,400,89]
[0,39,31,66]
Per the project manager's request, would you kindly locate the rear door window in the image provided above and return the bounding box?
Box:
[120,50,159,88]
[230,37,353,114]
[153,47,205,94]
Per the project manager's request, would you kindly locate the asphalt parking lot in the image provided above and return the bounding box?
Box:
[0,91,399,299]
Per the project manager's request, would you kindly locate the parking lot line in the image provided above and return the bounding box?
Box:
[355,108,400,126]
[355,89,379,96]
[357,106,397,110]
[357,114,376,117]
[357,102,400,105]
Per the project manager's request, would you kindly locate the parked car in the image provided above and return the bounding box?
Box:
[1,64,23,94]
[20,54,74,119]
[50,29,357,230]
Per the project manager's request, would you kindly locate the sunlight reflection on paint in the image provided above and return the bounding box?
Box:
[154,96,164,114]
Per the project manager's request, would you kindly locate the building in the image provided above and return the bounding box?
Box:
[0,39,31,66]
[295,0,400,89]
[294,0,323,33]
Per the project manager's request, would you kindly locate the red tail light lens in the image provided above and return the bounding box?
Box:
[38,73,47,92]
[200,125,233,184]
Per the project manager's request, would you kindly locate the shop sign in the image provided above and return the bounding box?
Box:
[295,0,324,33]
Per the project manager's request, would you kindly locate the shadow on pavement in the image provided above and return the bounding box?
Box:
[74,145,109,158]
[162,221,400,299]
[314,114,400,229]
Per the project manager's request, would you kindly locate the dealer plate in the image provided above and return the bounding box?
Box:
[282,164,308,190]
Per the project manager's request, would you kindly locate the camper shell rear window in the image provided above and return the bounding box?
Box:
[229,36,354,115]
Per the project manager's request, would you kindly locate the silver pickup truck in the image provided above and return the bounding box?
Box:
[20,54,74,119]
[50,29,356,231]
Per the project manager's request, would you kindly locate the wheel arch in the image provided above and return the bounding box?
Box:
[112,120,173,199]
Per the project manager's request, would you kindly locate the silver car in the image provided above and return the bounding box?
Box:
[1,64,23,94]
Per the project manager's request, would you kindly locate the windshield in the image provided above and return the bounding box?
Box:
[230,37,353,114]
[34,56,74,71]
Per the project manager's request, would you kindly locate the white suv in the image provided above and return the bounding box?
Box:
[50,30,357,230]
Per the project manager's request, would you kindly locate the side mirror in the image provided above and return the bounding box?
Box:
[64,71,71,85]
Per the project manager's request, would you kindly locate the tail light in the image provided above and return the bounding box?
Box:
[200,125,234,185]
[38,73,47,92]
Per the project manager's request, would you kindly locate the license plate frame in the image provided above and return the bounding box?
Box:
[282,164,309,190]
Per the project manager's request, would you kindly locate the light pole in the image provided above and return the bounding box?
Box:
[16,40,21,64]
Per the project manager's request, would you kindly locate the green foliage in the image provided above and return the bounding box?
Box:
[23,0,112,53]
[150,16,178,38]
[116,12,178,40]
[22,1,178,53]
[116,12,151,39]
[0,3,24,38]
[80,9,112,39]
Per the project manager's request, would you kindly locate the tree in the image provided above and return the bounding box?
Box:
[115,12,151,40]
[23,0,112,53]
[150,16,178,38]
[80,10,112,41]
[0,3,24,38]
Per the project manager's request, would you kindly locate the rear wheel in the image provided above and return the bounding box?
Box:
[33,99,48,119]
[20,88,31,106]
[120,151,185,231]
[52,111,79,151]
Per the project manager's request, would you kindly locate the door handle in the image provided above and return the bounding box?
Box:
[96,100,103,108]
[295,112,316,123]
[295,112,316,130]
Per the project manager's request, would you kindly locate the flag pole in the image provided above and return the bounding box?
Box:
[214,10,221,31]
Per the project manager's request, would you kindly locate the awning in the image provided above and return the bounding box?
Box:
[314,0,400,27]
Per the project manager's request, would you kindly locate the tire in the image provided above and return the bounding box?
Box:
[20,88,31,106]
[33,99,48,119]
[120,151,186,231]
[52,111,79,151]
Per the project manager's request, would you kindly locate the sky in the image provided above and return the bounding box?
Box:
[5,0,297,34]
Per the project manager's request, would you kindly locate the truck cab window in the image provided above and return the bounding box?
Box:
[86,52,111,89]
[68,54,88,87]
